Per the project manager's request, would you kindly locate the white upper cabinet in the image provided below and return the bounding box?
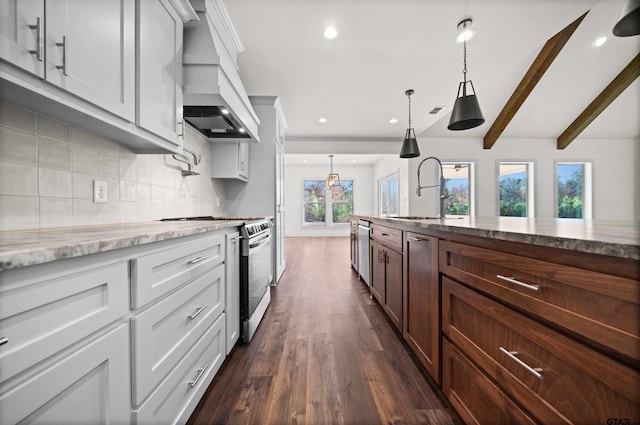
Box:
[45,0,135,120]
[137,0,184,146]
[210,141,249,181]
[0,0,45,78]
[0,0,135,121]
[0,0,198,154]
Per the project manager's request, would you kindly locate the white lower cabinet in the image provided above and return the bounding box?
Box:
[0,323,130,425]
[131,263,225,404]
[0,228,240,425]
[133,313,226,425]
[225,231,240,354]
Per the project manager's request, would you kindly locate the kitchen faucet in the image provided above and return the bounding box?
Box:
[416,156,449,219]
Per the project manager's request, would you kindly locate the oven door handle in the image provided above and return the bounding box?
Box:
[249,234,271,249]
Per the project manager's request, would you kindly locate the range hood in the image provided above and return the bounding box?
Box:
[183,0,260,142]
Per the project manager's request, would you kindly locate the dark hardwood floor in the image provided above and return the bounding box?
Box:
[187,236,461,425]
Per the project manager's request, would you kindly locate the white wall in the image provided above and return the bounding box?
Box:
[284,164,374,236]
[0,101,226,231]
[405,137,637,220]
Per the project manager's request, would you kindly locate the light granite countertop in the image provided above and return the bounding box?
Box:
[0,219,262,271]
[353,215,640,260]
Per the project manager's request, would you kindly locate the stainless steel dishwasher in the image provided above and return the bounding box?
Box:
[357,219,370,287]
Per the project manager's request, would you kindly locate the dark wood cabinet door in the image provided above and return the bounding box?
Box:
[370,239,385,303]
[403,233,440,383]
[384,247,402,332]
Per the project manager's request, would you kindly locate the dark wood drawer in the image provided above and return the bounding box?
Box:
[371,224,402,252]
[442,339,537,425]
[442,277,640,424]
[439,240,640,363]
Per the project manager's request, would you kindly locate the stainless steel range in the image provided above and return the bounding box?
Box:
[240,219,273,343]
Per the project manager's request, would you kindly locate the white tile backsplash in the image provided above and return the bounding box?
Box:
[0,126,37,165]
[38,168,72,198]
[0,101,225,230]
[0,161,37,196]
[0,195,38,230]
[39,137,71,170]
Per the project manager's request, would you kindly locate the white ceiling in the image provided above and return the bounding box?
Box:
[225,0,639,144]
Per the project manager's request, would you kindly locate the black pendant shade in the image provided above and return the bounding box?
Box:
[613,0,640,37]
[400,128,420,158]
[399,89,421,158]
[448,81,485,131]
[448,18,485,131]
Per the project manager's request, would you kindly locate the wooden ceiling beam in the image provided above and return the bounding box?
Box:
[556,52,640,149]
[483,11,588,149]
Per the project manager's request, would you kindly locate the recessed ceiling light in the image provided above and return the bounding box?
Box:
[352,159,357,163]
[221,108,229,115]
[303,159,308,163]
[319,117,327,123]
[238,128,245,133]
[324,26,338,39]
[594,36,607,47]
[389,118,398,124]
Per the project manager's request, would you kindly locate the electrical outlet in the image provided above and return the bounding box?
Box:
[94,180,108,203]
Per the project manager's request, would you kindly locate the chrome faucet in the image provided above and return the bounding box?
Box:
[416,156,449,219]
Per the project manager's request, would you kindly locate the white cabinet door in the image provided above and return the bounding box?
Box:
[238,142,249,180]
[44,0,135,120]
[136,0,183,147]
[0,0,45,78]
[225,231,240,354]
[275,141,286,281]
[210,142,249,181]
[0,323,130,425]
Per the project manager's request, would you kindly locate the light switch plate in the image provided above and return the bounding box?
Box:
[94,180,108,203]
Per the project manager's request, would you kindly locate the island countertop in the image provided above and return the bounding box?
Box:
[0,219,262,271]
[352,215,640,260]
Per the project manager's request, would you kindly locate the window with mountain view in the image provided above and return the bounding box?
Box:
[557,162,592,219]
[442,162,474,216]
[498,162,534,217]
[303,179,353,225]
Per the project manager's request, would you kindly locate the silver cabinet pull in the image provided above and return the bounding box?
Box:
[0,337,8,346]
[497,274,540,292]
[187,256,208,265]
[406,236,421,242]
[55,36,68,76]
[188,304,208,320]
[499,347,544,380]
[28,17,43,61]
[188,364,209,388]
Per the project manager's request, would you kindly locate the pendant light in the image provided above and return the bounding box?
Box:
[326,154,340,188]
[448,18,485,131]
[399,89,420,158]
[613,0,640,37]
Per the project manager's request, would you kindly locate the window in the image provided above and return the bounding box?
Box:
[442,162,474,216]
[378,171,398,215]
[498,162,534,217]
[303,179,353,225]
[556,162,592,219]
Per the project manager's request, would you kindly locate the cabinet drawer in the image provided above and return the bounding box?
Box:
[131,233,225,308]
[371,224,402,251]
[442,339,537,425]
[442,277,640,424]
[0,261,128,385]
[131,263,225,405]
[133,313,226,425]
[0,323,130,425]
[440,240,640,362]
